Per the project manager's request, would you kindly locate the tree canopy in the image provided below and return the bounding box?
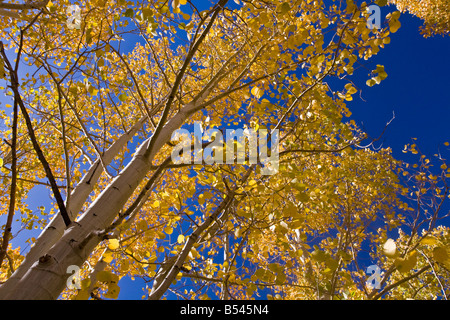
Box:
[0,0,449,300]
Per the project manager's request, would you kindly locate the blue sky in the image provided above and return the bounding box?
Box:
[1,2,449,299]
[348,11,450,160]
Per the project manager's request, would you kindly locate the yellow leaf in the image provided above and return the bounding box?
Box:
[177,234,185,244]
[283,203,297,217]
[152,200,160,208]
[165,226,173,235]
[47,0,56,12]
[120,260,129,272]
[157,231,166,239]
[73,289,90,300]
[420,236,438,245]
[105,283,121,299]
[108,239,120,250]
[395,251,417,273]
[198,194,205,205]
[433,247,449,263]
[391,11,401,20]
[251,86,263,99]
[103,251,114,263]
[96,270,112,282]
[389,19,401,33]
[81,278,91,290]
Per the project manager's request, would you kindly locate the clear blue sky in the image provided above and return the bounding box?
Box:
[348,11,450,160]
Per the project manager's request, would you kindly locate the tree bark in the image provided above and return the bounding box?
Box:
[0,117,146,297]
[0,98,207,299]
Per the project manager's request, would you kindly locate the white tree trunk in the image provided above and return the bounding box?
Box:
[0,117,146,297]
[0,105,197,299]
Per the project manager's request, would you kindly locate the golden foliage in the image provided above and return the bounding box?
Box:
[390,0,450,37]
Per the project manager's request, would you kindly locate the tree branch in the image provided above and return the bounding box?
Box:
[0,99,18,268]
[371,265,431,300]
[0,35,71,228]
